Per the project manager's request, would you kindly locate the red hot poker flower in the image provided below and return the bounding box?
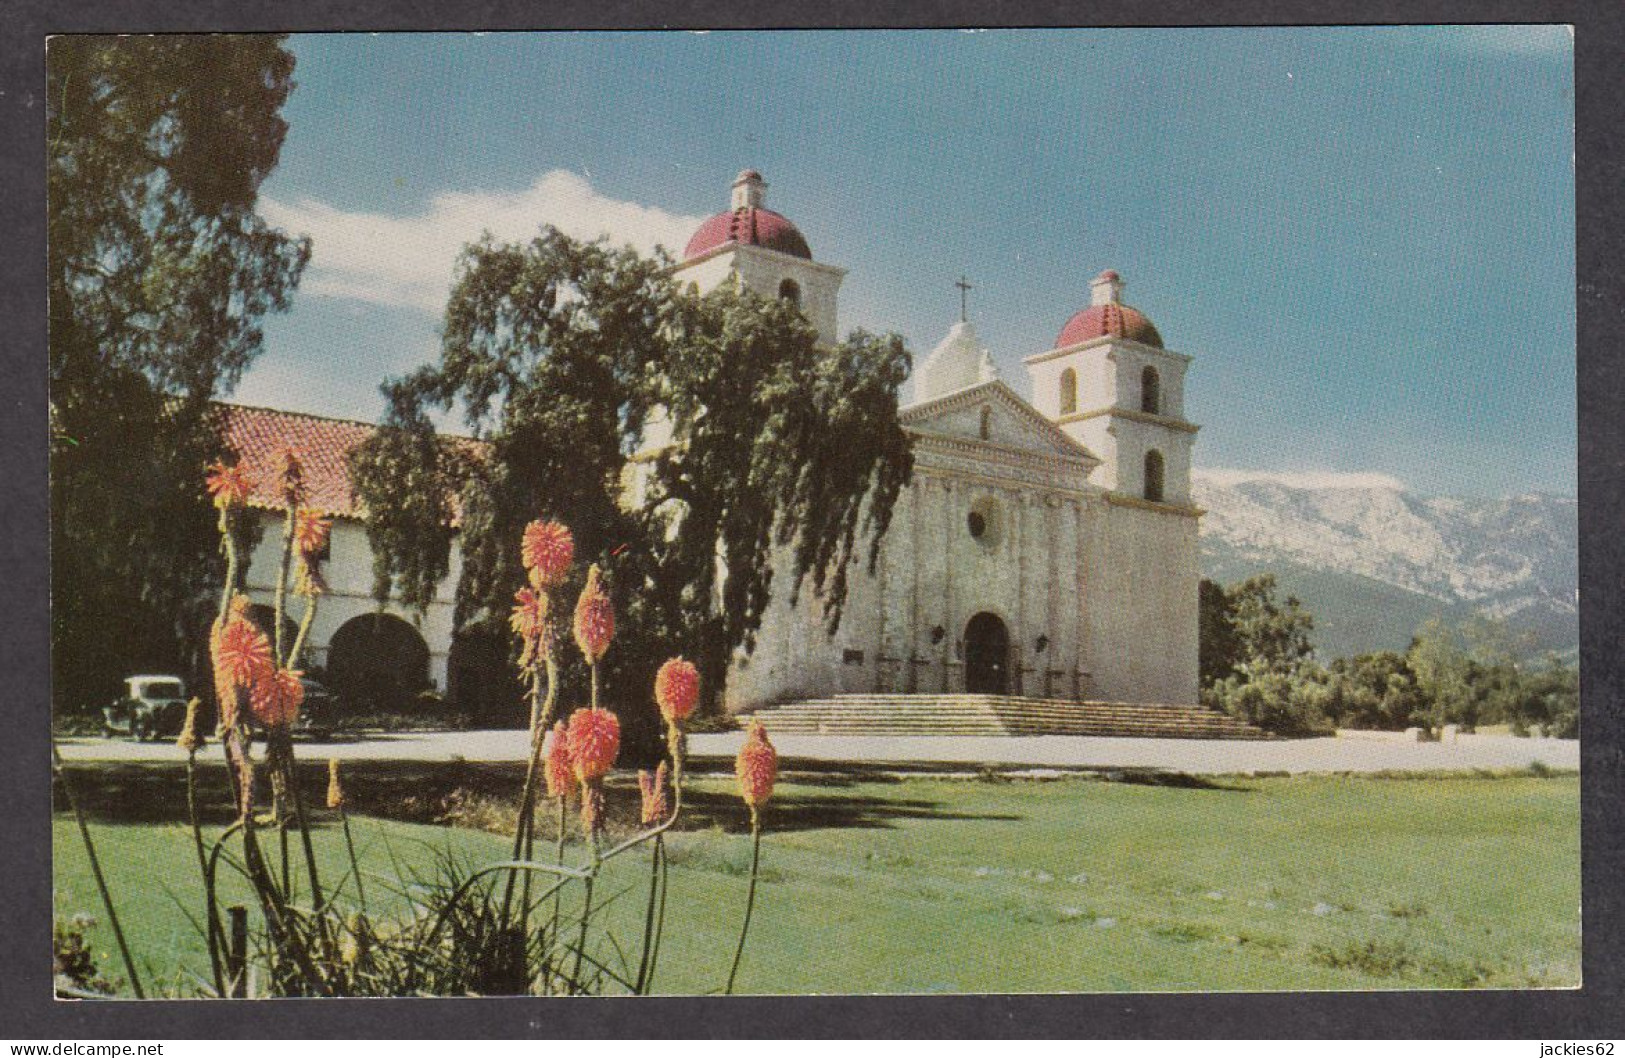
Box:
[326,757,346,810]
[213,617,273,692]
[566,706,621,784]
[543,720,573,799]
[735,721,778,810]
[205,461,254,512]
[521,520,574,589]
[251,667,304,729]
[573,564,615,665]
[654,657,700,725]
[278,448,306,507]
[509,586,551,671]
[293,509,331,563]
[638,761,670,825]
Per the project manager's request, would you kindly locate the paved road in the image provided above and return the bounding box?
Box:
[56,728,1580,775]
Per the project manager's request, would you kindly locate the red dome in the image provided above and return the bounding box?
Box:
[683,206,812,261]
[1054,302,1163,349]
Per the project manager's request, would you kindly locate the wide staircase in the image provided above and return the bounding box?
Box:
[743,693,1268,740]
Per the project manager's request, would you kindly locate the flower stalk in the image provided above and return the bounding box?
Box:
[52,744,145,999]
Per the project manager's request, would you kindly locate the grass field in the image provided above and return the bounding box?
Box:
[53,766,1580,995]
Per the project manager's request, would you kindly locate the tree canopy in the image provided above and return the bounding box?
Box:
[1200,573,1577,738]
[351,229,913,723]
[49,35,310,712]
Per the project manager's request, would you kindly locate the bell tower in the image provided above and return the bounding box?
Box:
[1023,269,1198,505]
[674,170,847,344]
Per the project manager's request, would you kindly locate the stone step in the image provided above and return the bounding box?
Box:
[744,692,1269,740]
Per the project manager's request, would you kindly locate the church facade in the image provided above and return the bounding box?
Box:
[679,171,1203,710]
[218,168,1203,719]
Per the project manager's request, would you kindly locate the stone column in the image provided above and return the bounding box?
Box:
[908,478,924,693]
[941,478,956,693]
[1045,494,1061,699]
[1013,488,1027,698]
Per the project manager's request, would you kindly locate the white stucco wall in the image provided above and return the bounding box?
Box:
[241,512,462,691]
[673,244,846,345]
[1083,500,1201,705]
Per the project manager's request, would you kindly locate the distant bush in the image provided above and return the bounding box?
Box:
[1204,672,1333,737]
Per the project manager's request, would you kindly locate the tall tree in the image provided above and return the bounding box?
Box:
[1227,574,1316,678]
[1200,574,1324,735]
[49,36,310,714]
[351,229,913,726]
[1197,577,1242,687]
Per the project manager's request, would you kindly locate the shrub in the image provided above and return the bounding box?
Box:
[1205,672,1333,737]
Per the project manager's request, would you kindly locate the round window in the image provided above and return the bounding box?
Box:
[966,497,1003,548]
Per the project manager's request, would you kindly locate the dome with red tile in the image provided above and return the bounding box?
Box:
[1054,303,1164,349]
[1055,269,1164,348]
[683,207,811,261]
[682,169,812,261]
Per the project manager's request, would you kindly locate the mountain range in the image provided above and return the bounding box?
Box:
[1192,472,1578,662]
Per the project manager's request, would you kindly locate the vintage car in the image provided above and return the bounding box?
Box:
[102,675,190,741]
[293,676,339,740]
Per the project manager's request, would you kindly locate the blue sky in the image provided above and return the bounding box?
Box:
[238,27,1575,498]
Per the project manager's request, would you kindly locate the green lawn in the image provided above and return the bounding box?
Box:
[53,768,1580,995]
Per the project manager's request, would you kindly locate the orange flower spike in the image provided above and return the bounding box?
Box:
[735,721,778,811]
[213,616,273,691]
[572,564,615,665]
[293,509,331,563]
[654,657,700,726]
[251,667,304,729]
[509,586,550,670]
[543,720,573,799]
[205,460,254,511]
[177,697,206,753]
[521,519,574,589]
[566,706,621,784]
[326,757,346,810]
[278,448,306,507]
[638,761,670,825]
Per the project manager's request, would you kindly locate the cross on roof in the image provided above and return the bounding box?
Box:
[955,275,973,323]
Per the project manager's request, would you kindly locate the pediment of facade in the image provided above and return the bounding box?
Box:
[900,380,1100,471]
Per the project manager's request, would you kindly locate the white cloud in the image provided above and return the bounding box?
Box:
[260,170,707,314]
[1194,468,1408,492]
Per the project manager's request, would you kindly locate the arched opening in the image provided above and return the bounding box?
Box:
[1141,366,1161,414]
[326,612,431,716]
[979,405,992,440]
[963,612,1011,695]
[777,278,801,307]
[1144,449,1166,503]
[448,629,515,727]
[1059,368,1078,415]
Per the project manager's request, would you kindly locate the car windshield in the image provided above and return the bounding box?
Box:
[141,680,184,698]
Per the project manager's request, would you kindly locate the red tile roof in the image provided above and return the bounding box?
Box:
[1054,302,1164,350]
[683,206,812,261]
[211,403,483,522]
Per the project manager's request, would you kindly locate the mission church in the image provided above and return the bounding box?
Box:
[220,169,1202,721]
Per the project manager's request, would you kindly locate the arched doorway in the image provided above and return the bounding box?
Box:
[326,613,430,715]
[963,612,1011,695]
